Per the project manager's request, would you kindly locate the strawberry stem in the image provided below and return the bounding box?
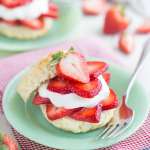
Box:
[119,5,126,16]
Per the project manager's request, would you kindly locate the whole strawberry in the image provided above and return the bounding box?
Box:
[0,0,32,8]
[103,6,129,34]
[0,133,19,150]
[118,32,134,54]
[82,0,108,16]
[136,21,150,34]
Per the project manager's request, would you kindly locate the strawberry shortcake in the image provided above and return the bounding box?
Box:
[0,0,58,39]
[17,48,118,133]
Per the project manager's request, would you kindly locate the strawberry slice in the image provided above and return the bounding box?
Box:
[101,89,118,110]
[102,72,111,84]
[56,52,90,83]
[32,93,50,105]
[82,0,102,16]
[49,3,58,11]
[119,32,134,54]
[42,3,58,19]
[1,0,32,8]
[20,18,44,30]
[70,105,101,123]
[87,61,108,79]
[0,18,18,26]
[103,6,129,34]
[136,21,150,34]
[72,78,102,98]
[3,134,19,150]
[46,103,74,120]
[47,77,71,94]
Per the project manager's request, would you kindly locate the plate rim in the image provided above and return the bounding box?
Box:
[2,62,150,149]
[0,4,81,52]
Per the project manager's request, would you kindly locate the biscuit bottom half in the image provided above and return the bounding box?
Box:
[41,105,115,133]
[0,19,53,40]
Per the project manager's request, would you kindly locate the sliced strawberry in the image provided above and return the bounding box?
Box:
[136,21,150,34]
[103,6,129,34]
[119,32,134,54]
[87,61,108,79]
[3,134,19,150]
[32,93,50,105]
[20,18,44,30]
[47,77,71,94]
[82,0,102,16]
[100,89,118,110]
[56,52,90,83]
[49,3,58,11]
[0,18,19,26]
[0,0,32,8]
[70,105,101,123]
[72,78,102,98]
[102,72,111,84]
[42,3,58,19]
[46,103,74,120]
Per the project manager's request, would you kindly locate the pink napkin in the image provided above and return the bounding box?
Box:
[0,38,149,150]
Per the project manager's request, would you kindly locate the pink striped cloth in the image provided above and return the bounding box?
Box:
[0,39,149,150]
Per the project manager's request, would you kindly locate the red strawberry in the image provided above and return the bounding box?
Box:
[136,21,150,34]
[103,6,129,34]
[32,93,50,105]
[82,0,102,16]
[100,89,118,110]
[42,3,58,19]
[87,61,108,79]
[3,134,19,150]
[49,3,58,11]
[0,0,32,8]
[46,103,73,120]
[102,72,111,84]
[119,32,134,54]
[0,18,18,26]
[20,18,44,30]
[47,77,71,94]
[56,52,90,83]
[72,78,102,98]
[70,105,101,123]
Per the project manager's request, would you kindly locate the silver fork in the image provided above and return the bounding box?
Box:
[96,38,150,139]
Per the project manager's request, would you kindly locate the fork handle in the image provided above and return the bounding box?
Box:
[125,38,150,101]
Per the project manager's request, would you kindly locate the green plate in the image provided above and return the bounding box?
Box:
[0,2,81,52]
[2,63,150,150]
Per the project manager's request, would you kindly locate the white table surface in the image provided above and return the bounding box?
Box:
[0,4,150,142]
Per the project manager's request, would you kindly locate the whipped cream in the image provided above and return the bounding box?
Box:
[0,0,49,20]
[38,76,110,109]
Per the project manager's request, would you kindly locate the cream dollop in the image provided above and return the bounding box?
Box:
[38,76,110,109]
[0,0,49,20]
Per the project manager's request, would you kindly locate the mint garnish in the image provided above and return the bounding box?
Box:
[68,47,75,53]
[51,51,64,62]
[49,47,76,67]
